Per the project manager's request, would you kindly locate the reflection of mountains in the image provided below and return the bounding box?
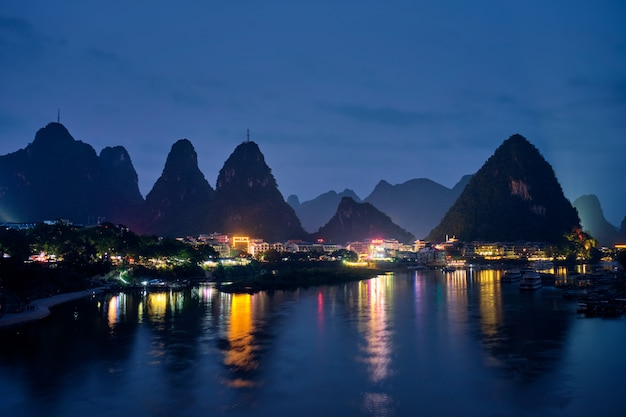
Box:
[447,269,573,381]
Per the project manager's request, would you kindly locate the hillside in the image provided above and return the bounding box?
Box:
[428,134,580,243]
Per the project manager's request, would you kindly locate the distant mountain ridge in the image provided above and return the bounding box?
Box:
[2,124,622,246]
[428,134,580,243]
[288,189,361,233]
[315,197,415,244]
[364,176,471,239]
[572,195,626,246]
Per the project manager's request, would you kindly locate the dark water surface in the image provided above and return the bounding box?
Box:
[1,269,625,417]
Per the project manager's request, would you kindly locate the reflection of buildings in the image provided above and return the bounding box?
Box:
[445,269,470,330]
[357,275,395,417]
[106,292,127,328]
[358,275,393,383]
[104,290,188,328]
[474,269,503,339]
[437,268,570,381]
[442,269,503,339]
[147,292,168,321]
[224,293,257,388]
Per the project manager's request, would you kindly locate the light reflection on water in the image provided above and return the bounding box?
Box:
[224,294,257,387]
[355,275,394,416]
[1,270,625,417]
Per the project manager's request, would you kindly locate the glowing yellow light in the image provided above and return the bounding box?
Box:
[147,292,168,321]
[224,293,256,387]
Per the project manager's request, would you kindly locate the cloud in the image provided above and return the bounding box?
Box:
[320,103,443,127]
[0,16,45,61]
[0,16,39,42]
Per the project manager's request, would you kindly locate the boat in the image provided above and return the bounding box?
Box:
[441,266,456,273]
[519,270,542,290]
[577,299,625,317]
[501,269,522,282]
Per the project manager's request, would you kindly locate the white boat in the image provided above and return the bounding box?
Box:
[501,269,522,282]
[519,271,543,290]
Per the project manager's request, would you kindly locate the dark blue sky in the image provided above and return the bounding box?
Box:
[1,1,625,224]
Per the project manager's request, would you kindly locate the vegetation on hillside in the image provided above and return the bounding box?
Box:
[428,135,580,244]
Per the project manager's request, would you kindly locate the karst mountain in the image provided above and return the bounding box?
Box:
[428,134,580,243]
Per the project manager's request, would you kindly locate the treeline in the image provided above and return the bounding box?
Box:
[0,222,217,300]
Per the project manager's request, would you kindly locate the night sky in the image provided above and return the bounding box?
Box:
[1,1,624,224]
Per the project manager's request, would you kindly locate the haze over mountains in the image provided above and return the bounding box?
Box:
[572,195,626,247]
[315,197,415,244]
[0,123,623,246]
[288,189,362,233]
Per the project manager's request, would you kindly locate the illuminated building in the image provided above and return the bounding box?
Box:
[347,241,369,256]
[232,236,250,253]
[248,240,270,256]
[271,242,285,252]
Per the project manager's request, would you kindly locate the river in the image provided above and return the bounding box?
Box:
[1,268,625,416]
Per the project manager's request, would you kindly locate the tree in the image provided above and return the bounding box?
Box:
[0,228,31,264]
[617,250,626,270]
[330,249,358,262]
[261,249,283,263]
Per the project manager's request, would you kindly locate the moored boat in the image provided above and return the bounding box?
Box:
[519,270,542,290]
[501,269,522,282]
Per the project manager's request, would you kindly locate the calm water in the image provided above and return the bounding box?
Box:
[1,269,625,417]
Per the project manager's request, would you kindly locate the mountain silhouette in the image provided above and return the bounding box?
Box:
[364,176,471,239]
[137,139,215,237]
[100,145,144,223]
[213,141,308,242]
[288,189,362,233]
[572,194,625,246]
[315,197,415,244]
[428,134,580,243]
[0,123,142,226]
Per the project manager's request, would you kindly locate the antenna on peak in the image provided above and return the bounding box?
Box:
[57,108,61,123]
[246,128,250,143]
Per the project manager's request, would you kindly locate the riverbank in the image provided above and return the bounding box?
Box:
[0,287,107,329]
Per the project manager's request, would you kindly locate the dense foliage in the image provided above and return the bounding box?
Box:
[0,222,217,300]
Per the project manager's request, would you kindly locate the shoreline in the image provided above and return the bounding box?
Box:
[0,287,107,329]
